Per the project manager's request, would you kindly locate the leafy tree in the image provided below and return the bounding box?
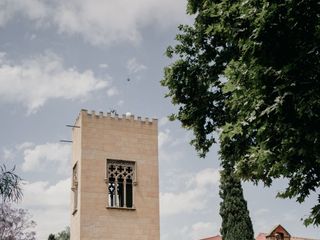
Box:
[219,159,254,240]
[0,165,22,202]
[162,0,320,226]
[48,227,70,240]
[0,165,36,239]
[55,227,70,240]
[0,203,36,240]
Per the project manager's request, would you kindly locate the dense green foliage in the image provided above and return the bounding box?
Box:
[48,227,70,240]
[162,0,320,225]
[56,227,70,240]
[219,159,254,240]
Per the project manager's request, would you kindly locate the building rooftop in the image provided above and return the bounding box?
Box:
[200,225,319,240]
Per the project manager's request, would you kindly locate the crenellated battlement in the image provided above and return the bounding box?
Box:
[80,109,158,125]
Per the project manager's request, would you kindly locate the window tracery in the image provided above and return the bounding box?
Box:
[106,160,135,208]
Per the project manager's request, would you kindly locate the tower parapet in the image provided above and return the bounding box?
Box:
[80,109,158,124]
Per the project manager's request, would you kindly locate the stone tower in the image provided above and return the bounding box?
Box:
[70,109,160,240]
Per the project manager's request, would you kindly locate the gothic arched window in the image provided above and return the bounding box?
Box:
[106,160,135,208]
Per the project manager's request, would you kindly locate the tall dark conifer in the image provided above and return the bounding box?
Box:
[219,158,254,240]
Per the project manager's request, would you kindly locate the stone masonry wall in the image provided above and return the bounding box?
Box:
[71,109,160,240]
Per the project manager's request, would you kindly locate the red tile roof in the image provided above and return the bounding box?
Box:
[200,227,319,240]
[291,238,320,240]
[200,235,222,240]
[254,232,319,240]
[256,233,267,240]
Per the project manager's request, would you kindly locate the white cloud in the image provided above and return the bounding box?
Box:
[254,208,270,217]
[158,129,171,148]
[117,100,124,106]
[106,87,119,97]
[0,52,6,64]
[158,129,185,162]
[52,0,190,45]
[189,221,217,240]
[21,178,70,239]
[99,63,109,69]
[16,142,35,151]
[29,33,37,40]
[126,58,147,74]
[158,128,195,163]
[22,178,70,208]
[188,168,220,188]
[0,0,190,45]
[162,222,217,240]
[159,148,184,162]
[0,52,108,113]
[160,188,206,216]
[283,212,297,222]
[0,0,47,27]
[22,142,71,175]
[2,148,14,161]
[160,168,220,216]
[159,117,169,127]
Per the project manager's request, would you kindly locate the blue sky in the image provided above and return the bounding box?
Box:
[0,1,319,239]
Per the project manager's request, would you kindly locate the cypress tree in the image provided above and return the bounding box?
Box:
[219,158,254,240]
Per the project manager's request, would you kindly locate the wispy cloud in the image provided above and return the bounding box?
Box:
[22,178,70,208]
[187,168,220,188]
[21,142,71,175]
[106,87,119,97]
[0,0,48,27]
[189,221,217,239]
[2,148,14,161]
[117,100,124,106]
[21,178,70,239]
[126,58,147,74]
[0,52,108,113]
[162,221,218,240]
[0,0,190,46]
[160,168,220,216]
[159,117,169,127]
[158,129,185,162]
[98,63,109,69]
[254,208,270,217]
[158,129,171,149]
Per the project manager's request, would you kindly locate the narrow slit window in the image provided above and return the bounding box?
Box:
[72,163,78,213]
[107,160,135,208]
